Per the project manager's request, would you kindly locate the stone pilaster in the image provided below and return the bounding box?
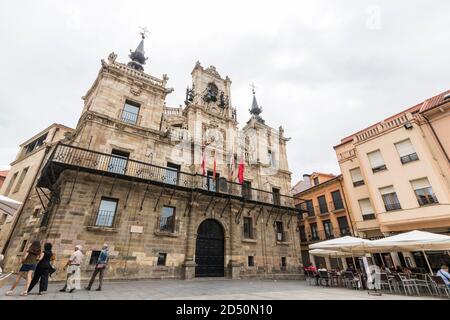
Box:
[183,200,197,279]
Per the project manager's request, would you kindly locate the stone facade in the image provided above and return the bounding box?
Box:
[3,39,302,281]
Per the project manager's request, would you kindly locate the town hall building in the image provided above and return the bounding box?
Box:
[1,33,302,280]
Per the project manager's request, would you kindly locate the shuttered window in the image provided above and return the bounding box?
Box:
[395,139,415,157]
[411,178,438,206]
[358,198,374,215]
[350,167,364,186]
[367,150,386,172]
[379,186,401,211]
[395,139,419,164]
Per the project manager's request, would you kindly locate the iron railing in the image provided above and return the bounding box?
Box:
[118,109,142,126]
[384,202,402,211]
[91,209,117,228]
[417,194,438,206]
[158,215,176,233]
[299,227,351,243]
[329,200,345,212]
[400,152,419,164]
[46,144,297,209]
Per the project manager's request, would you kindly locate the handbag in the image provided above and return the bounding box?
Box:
[96,263,106,269]
[49,264,56,276]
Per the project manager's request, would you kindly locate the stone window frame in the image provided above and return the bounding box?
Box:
[87,196,121,232]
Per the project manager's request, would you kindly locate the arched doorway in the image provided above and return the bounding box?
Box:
[195,219,225,277]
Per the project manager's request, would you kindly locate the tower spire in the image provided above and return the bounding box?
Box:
[127,27,149,72]
[249,83,264,123]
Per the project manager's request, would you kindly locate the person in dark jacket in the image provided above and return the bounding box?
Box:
[27,243,54,295]
[85,244,109,291]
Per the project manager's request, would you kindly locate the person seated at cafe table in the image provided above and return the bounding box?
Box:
[346,264,356,273]
[437,265,450,288]
[317,265,327,272]
[380,265,391,274]
[402,267,412,274]
[395,265,403,273]
[305,263,317,273]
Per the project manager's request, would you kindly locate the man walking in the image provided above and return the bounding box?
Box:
[60,245,84,293]
[85,244,109,291]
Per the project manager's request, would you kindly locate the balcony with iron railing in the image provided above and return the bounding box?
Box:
[299,227,352,243]
[158,215,177,233]
[88,209,119,229]
[38,144,300,212]
[118,109,142,126]
[329,200,345,213]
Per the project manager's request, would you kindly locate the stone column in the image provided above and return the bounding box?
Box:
[182,201,197,280]
[228,206,241,279]
[325,256,332,270]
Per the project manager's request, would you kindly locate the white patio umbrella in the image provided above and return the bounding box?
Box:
[369,230,450,273]
[310,236,374,271]
[309,249,364,258]
[0,195,22,217]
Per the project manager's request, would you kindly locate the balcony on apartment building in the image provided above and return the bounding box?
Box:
[297,200,345,220]
[37,144,300,212]
[299,227,352,244]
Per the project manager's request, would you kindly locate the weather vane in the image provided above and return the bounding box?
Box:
[139,26,150,39]
[250,82,257,94]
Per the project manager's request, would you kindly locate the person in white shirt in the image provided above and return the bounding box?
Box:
[436,265,450,288]
[60,245,84,293]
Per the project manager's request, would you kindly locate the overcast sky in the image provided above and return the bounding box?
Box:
[0,0,449,183]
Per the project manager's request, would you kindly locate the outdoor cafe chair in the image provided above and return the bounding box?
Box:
[392,273,419,296]
[378,273,393,293]
[428,275,450,298]
[318,270,331,286]
[343,271,359,290]
[305,270,315,286]
[411,273,433,296]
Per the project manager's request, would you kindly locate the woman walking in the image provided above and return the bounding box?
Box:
[5,240,41,296]
[27,242,54,295]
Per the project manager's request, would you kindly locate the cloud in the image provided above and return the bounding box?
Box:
[0,0,449,184]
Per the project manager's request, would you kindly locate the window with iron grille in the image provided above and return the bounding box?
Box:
[411,178,438,206]
[121,100,140,125]
[243,217,253,239]
[157,253,167,266]
[317,195,328,214]
[379,186,401,211]
[95,198,118,227]
[323,220,334,239]
[350,167,364,187]
[160,206,175,232]
[368,150,387,173]
[305,200,314,216]
[310,223,319,241]
[275,221,284,242]
[395,139,419,164]
[165,162,180,185]
[331,190,344,210]
[108,149,129,175]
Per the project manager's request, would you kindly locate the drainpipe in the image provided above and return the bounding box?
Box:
[338,178,356,236]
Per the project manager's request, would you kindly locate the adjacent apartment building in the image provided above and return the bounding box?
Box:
[0,124,73,251]
[293,172,354,268]
[334,89,450,269]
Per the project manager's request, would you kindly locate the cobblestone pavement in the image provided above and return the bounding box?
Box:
[0,277,442,300]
